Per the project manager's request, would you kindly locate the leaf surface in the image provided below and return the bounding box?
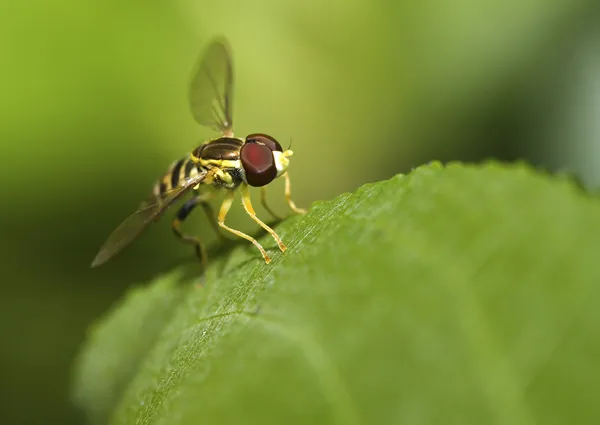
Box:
[72,162,600,425]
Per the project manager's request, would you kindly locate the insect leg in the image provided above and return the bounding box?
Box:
[283,172,306,214]
[241,184,286,253]
[218,189,272,264]
[172,192,214,266]
[199,197,227,241]
[260,186,282,220]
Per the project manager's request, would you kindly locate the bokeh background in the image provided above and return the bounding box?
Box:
[1,0,600,424]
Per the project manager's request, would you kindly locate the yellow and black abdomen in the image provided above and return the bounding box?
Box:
[151,157,201,200]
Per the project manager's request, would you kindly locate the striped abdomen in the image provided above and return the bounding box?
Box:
[151,157,201,200]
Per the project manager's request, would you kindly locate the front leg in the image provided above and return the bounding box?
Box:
[283,172,306,214]
[241,184,287,252]
[260,186,283,221]
[218,189,272,264]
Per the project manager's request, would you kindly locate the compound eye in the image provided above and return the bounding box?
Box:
[246,133,283,152]
[240,141,277,187]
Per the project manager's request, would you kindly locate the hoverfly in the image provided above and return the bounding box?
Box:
[91,38,305,268]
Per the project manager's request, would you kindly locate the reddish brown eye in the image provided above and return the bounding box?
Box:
[246,133,283,152]
[240,141,277,187]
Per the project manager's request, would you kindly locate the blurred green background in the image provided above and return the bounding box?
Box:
[1,0,599,424]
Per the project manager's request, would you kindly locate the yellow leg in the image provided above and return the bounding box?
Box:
[193,189,224,240]
[218,189,272,264]
[260,186,282,220]
[241,184,287,252]
[200,198,227,241]
[284,172,306,214]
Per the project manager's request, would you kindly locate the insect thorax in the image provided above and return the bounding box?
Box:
[192,137,245,189]
[194,137,243,160]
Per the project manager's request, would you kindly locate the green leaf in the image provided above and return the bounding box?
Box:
[71,161,600,425]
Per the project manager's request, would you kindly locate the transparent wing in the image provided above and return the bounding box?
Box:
[91,173,207,268]
[189,38,234,134]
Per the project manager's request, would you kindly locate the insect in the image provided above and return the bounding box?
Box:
[91,38,306,268]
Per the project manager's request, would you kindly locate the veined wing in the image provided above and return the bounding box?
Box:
[189,38,234,135]
[91,173,207,268]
